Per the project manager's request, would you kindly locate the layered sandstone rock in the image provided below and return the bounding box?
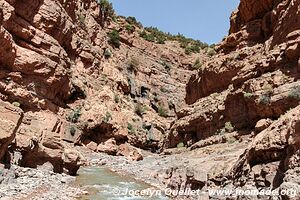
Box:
[15,111,84,175]
[0,0,299,198]
[220,0,300,54]
[0,100,23,162]
[164,0,300,198]
[0,0,74,110]
[0,0,201,174]
[171,0,300,148]
[227,106,300,199]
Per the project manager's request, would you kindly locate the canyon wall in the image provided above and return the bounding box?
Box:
[0,0,203,173]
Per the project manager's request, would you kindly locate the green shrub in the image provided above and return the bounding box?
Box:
[146,130,154,142]
[111,15,117,22]
[125,24,135,33]
[127,57,139,72]
[209,44,216,48]
[158,105,168,118]
[185,44,200,55]
[144,27,167,44]
[179,40,188,49]
[67,107,82,123]
[153,93,159,102]
[114,94,120,103]
[160,87,168,93]
[216,129,226,136]
[177,142,185,148]
[161,61,172,72]
[126,16,137,24]
[12,101,21,108]
[139,30,147,38]
[77,14,86,25]
[103,111,112,123]
[135,103,146,116]
[138,27,207,53]
[156,36,166,44]
[69,125,77,136]
[127,122,135,134]
[125,16,142,27]
[288,86,300,100]
[108,29,120,48]
[184,47,192,55]
[139,30,156,42]
[207,48,216,57]
[243,92,253,99]
[227,136,237,144]
[259,94,271,105]
[192,58,202,70]
[139,27,166,44]
[225,122,234,132]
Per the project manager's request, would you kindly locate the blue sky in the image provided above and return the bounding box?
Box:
[110,0,240,44]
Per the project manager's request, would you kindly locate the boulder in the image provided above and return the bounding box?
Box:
[61,124,82,144]
[0,100,23,162]
[15,111,84,175]
[37,161,54,172]
[62,148,84,176]
[117,143,143,161]
[160,166,207,197]
[97,138,118,155]
[255,118,272,133]
[86,141,98,152]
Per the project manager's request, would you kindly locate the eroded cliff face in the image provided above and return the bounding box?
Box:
[228,106,300,196]
[0,0,103,174]
[1,0,300,198]
[0,0,205,174]
[167,0,300,198]
[172,0,300,145]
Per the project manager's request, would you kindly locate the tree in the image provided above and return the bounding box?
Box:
[98,0,114,27]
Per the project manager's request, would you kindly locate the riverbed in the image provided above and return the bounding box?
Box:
[76,167,169,200]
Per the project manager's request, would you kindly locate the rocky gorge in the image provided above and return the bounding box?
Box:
[0,0,300,199]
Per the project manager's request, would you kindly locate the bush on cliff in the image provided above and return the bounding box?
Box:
[67,107,82,123]
[158,106,168,118]
[192,58,202,70]
[108,29,120,48]
[99,0,114,26]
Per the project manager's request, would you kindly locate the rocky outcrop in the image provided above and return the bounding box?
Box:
[227,106,300,198]
[0,0,201,176]
[172,0,300,148]
[14,111,84,175]
[1,107,84,175]
[0,0,299,198]
[220,0,300,54]
[160,166,207,198]
[0,0,74,110]
[165,0,300,198]
[229,0,277,35]
[0,100,23,162]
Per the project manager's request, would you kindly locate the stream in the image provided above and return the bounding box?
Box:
[75,167,169,200]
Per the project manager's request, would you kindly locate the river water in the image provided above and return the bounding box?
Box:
[76,167,169,200]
